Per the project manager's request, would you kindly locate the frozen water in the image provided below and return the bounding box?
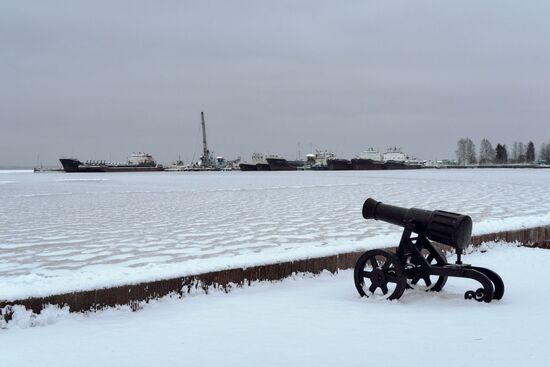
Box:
[1,169,550,299]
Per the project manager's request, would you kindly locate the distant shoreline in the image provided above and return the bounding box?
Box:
[1,164,549,173]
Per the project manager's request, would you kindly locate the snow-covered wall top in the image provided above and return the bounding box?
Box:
[1,169,549,300]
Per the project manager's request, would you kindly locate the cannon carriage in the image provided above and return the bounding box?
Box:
[354,198,504,303]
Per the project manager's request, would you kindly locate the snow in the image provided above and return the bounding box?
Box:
[1,169,550,300]
[1,244,549,366]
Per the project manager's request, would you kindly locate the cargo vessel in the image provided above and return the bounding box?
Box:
[350,158,386,170]
[381,148,422,170]
[59,153,164,173]
[266,157,305,171]
[239,153,271,171]
[351,148,385,170]
[238,163,258,171]
[327,158,352,170]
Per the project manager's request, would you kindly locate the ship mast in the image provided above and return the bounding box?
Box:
[200,112,212,167]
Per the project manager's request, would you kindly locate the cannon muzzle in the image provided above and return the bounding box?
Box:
[362,198,472,250]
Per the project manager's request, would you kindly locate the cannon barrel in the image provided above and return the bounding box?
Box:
[362,198,472,250]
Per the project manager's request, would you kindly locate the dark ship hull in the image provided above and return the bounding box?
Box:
[349,158,422,170]
[59,158,164,173]
[239,163,258,171]
[384,161,422,170]
[351,158,386,170]
[256,163,271,171]
[327,159,352,170]
[266,158,304,171]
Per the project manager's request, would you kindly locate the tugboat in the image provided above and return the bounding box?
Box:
[59,152,164,173]
[164,157,188,171]
[305,150,335,170]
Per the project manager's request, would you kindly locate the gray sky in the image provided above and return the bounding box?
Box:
[1,0,549,167]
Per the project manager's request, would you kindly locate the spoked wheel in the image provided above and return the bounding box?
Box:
[354,249,407,300]
[405,245,448,292]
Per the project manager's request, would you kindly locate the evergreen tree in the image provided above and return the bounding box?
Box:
[495,144,503,163]
[526,141,535,163]
[539,143,550,163]
[495,144,508,164]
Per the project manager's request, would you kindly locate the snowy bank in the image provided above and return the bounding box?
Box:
[1,244,549,367]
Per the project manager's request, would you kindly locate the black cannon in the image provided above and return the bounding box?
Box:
[354,198,504,302]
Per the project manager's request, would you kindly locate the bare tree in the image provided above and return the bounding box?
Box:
[456,138,467,165]
[511,141,526,163]
[465,138,477,165]
[456,138,476,165]
[511,142,518,162]
[479,138,496,164]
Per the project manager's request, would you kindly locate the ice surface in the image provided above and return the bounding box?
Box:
[1,245,548,366]
[1,169,550,300]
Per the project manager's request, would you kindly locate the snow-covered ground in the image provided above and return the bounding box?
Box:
[1,169,550,300]
[1,244,548,366]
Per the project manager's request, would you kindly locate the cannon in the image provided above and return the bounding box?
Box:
[354,198,504,302]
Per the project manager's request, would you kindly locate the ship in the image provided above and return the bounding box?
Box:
[266,157,305,171]
[384,160,422,170]
[186,112,233,171]
[59,152,164,173]
[348,147,423,170]
[351,158,386,170]
[164,157,188,171]
[305,150,335,170]
[239,153,271,171]
[381,147,422,170]
[327,158,352,170]
[256,162,271,171]
[238,163,257,171]
[350,148,385,170]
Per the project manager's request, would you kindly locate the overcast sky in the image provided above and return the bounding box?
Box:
[1,0,549,166]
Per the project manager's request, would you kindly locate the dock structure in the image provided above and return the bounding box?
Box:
[199,112,214,168]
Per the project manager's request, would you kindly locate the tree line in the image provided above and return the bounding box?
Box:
[456,138,550,165]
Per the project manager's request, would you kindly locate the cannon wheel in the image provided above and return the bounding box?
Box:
[406,244,448,292]
[354,249,407,300]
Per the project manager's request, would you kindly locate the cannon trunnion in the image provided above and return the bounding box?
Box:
[354,198,504,303]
